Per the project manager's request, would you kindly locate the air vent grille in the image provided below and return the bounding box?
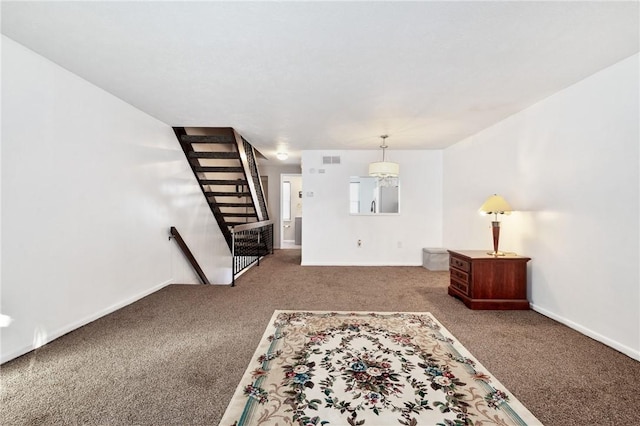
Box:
[322,156,341,165]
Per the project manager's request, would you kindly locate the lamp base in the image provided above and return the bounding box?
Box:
[490,221,502,257]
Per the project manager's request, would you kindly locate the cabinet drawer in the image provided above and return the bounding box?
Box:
[450,279,469,294]
[450,268,469,284]
[450,256,470,272]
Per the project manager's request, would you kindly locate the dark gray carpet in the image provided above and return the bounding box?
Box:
[2,249,639,425]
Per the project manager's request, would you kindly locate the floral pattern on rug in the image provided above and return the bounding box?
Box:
[221,311,541,426]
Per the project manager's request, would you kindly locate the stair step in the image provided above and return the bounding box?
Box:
[194,166,244,173]
[222,213,257,218]
[217,202,255,208]
[205,191,251,197]
[200,179,248,185]
[181,135,235,144]
[189,152,240,159]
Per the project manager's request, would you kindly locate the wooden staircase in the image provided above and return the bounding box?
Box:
[173,127,270,252]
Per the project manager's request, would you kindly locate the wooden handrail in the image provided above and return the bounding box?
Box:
[169,227,211,285]
[231,220,274,233]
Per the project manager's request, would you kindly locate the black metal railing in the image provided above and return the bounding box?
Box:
[242,137,269,220]
[231,220,274,286]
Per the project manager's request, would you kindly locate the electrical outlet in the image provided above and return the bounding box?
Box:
[357,239,362,247]
[397,241,402,248]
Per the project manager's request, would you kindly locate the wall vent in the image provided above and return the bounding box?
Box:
[322,156,341,165]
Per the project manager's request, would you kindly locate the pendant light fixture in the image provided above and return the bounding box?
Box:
[369,135,399,179]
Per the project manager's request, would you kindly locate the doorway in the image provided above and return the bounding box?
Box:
[280,174,302,249]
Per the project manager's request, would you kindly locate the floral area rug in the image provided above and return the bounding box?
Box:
[220,311,541,426]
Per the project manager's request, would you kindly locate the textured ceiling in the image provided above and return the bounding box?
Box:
[2,1,638,163]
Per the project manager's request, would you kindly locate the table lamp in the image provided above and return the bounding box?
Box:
[479,194,512,256]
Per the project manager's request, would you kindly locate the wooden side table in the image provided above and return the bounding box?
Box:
[448,250,531,310]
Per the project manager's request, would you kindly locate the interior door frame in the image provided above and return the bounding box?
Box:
[280,173,302,248]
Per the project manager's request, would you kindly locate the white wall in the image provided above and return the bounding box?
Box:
[259,163,302,248]
[1,37,231,363]
[443,54,639,360]
[302,150,443,265]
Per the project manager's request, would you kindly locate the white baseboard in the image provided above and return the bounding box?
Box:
[301,261,422,266]
[1,279,172,364]
[530,303,640,361]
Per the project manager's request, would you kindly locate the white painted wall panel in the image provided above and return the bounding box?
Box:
[443,54,639,360]
[302,150,443,265]
[1,37,230,363]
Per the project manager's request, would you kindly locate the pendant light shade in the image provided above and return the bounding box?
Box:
[369,135,399,178]
[368,161,399,177]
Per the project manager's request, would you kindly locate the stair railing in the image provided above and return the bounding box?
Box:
[231,220,274,286]
[234,130,268,221]
[244,137,269,220]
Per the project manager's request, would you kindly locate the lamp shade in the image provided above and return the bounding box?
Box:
[479,194,512,215]
[369,161,399,177]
